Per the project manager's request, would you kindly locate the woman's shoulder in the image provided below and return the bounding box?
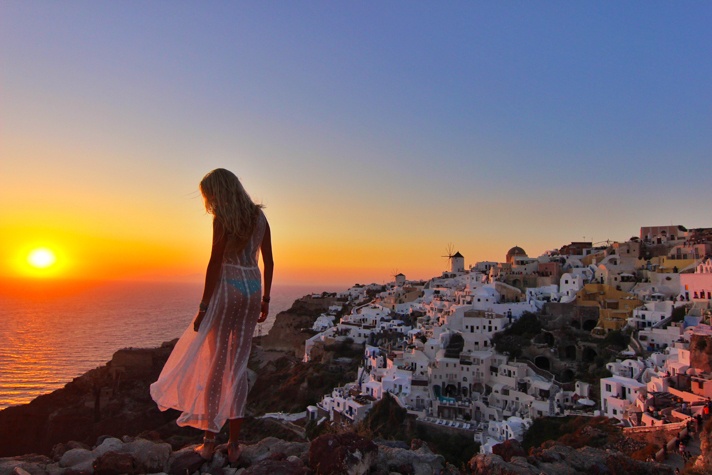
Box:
[257,206,267,223]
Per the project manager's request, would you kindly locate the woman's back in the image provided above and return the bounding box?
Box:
[222,210,266,268]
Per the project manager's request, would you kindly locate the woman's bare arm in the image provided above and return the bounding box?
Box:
[259,221,274,322]
[194,218,228,331]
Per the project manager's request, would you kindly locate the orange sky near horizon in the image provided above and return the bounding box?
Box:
[3,4,710,291]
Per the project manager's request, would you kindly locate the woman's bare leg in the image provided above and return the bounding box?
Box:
[229,418,243,442]
[228,418,243,463]
[196,430,217,460]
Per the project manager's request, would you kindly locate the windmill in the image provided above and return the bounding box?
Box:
[442,243,456,271]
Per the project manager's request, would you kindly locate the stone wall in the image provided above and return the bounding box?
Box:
[690,334,712,373]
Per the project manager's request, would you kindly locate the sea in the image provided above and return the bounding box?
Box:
[0,280,344,410]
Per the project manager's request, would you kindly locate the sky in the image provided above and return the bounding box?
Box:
[1,2,711,287]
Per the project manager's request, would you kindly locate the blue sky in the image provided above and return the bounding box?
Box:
[2,2,711,285]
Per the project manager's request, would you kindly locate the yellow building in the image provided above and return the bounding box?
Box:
[637,256,697,273]
[575,284,642,335]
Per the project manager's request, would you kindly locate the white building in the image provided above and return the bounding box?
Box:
[600,375,647,421]
[627,300,674,330]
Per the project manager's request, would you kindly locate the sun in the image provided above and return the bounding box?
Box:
[27,248,57,269]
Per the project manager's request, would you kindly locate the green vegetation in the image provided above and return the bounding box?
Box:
[415,426,479,469]
[324,337,363,359]
[507,312,542,337]
[602,330,630,351]
[522,416,622,451]
[351,394,479,468]
[247,356,359,414]
[493,311,542,358]
[358,393,410,440]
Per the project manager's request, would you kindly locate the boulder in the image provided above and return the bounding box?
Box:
[51,442,91,462]
[0,454,52,475]
[491,439,526,462]
[93,452,140,475]
[123,438,171,472]
[240,437,309,466]
[92,438,123,457]
[309,433,377,475]
[469,444,675,475]
[242,459,309,475]
[58,448,96,472]
[375,444,445,475]
[468,453,536,475]
[167,446,205,475]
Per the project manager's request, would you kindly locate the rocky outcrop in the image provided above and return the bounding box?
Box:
[0,327,356,458]
[0,433,452,475]
[260,296,341,357]
[0,342,181,457]
[693,420,712,473]
[690,334,712,373]
[308,433,377,475]
[469,443,674,475]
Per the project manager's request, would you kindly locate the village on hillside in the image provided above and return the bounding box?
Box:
[299,225,712,455]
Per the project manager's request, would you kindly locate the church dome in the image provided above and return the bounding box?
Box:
[506,246,527,264]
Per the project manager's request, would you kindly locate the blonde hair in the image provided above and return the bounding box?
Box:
[199,168,263,242]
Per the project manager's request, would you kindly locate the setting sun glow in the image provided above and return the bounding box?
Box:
[27,248,57,270]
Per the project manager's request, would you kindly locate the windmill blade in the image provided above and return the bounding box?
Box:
[442,243,455,271]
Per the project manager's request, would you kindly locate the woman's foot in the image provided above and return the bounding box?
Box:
[196,436,216,460]
[227,440,242,464]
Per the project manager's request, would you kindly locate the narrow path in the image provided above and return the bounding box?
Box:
[663,427,702,472]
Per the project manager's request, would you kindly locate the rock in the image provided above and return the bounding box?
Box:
[242,459,310,475]
[0,454,52,475]
[690,334,712,372]
[694,425,712,473]
[0,346,176,458]
[408,440,425,451]
[123,438,171,472]
[241,438,309,466]
[374,440,409,450]
[50,441,91,462]
[208,450,227,472]
[93,438,123,457]
[261,296,339,356]
[43,464,63,475]
[469,444,675,475]
[468,453,536,474]
[375,444,444,475]
[93,451,140,475]
[12,467,32,475]
[491,439,526,462]
[62,470,93,475]
[309,433,377,475]
[58,448,96,471]
[167,446,205,475]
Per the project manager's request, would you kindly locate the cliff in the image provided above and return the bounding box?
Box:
[0,342,179,457]
[260,294,342,357]
[0,294,351,458]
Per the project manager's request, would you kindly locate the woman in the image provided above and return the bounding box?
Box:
[150,168,274,463]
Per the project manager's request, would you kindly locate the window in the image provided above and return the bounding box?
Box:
[605,384,612,393]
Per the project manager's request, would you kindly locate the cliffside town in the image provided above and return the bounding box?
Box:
[300,224,712,468]
[2,223,712,474]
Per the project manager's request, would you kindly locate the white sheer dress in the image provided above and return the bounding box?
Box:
[150,210,267,432]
